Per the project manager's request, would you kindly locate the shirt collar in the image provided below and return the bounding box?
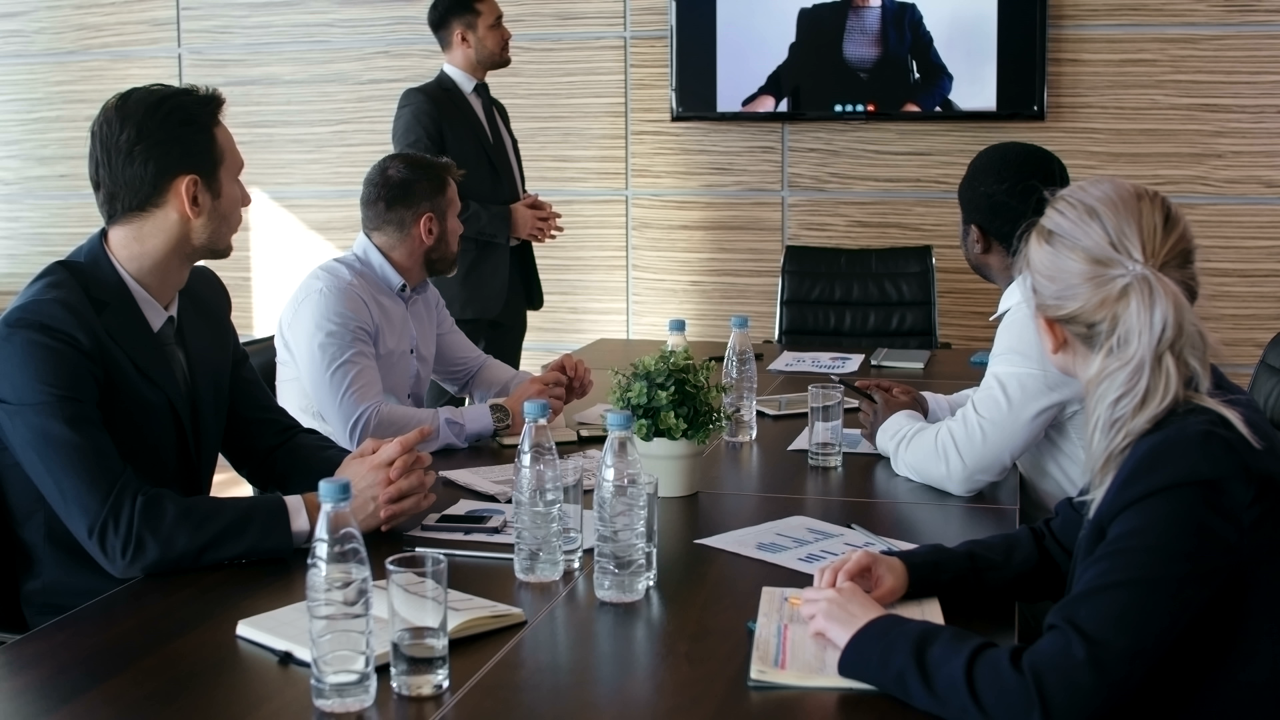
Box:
[991,275,1029,322]
[103,237,178,333]
[351,232,427,297]
[442,63,481,96]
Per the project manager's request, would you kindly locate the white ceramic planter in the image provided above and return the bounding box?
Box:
[636,437,703,497]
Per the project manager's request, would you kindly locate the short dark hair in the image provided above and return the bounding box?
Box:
[428,0,482,50]
[958,142,1071,257]
[88,84,226,226]
[361,153,463,239]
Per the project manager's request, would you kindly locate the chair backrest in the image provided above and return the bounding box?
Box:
[0,476,30,638]
[1247,331,1280,432]
[776,245,939,350]
[243,335,277,398]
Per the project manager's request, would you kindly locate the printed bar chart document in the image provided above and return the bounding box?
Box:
[766,352,865,374]
[695,517,897,573]
[440,449,601,501]
[787,428,880,454]
[749,587,943,689]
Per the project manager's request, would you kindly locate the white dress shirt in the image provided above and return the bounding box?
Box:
[275,232,532,453]
[441,62,523,246]
[104,240,312,546]
[874,276,1087,518]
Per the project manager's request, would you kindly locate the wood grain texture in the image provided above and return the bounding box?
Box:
[631,37,782,190]
[523,197,628,350]
[0,198,103,312]
[788,31,1280,196]
[629,0,669,32]
[787,198,1002,348]
[0,58,179,194]
[179,1,622,48]
[0,0,175,55]
[1051,0,1280,25]
[489,40,627,190]
[631,197,782,341]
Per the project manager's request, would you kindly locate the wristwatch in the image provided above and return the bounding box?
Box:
[488,403,513,435]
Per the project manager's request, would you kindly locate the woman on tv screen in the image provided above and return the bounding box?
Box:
[741,0,954,113]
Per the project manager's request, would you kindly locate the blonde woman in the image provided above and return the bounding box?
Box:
[799,178,1280,718]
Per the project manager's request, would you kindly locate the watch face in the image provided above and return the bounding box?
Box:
[490,403,512,429]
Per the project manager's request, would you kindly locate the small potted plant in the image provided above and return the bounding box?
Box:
[607,347,729,497]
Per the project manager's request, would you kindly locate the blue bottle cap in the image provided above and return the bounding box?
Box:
[523,399,550,420]
[604,409,634,432]
[318,478,351,504]
[730,315,750,330]
[668,318,686,333]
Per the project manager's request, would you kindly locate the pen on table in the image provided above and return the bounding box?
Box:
[707,352,764,362]
[848,523,901,551]
[403,546,514,561]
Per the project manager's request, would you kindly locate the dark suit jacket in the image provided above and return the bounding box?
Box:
[745,0,954,113]
[839,369,1280,718]
[392,70,543,320]
[0,232,348,628]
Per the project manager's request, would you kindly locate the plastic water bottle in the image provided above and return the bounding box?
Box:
[665,318,689,351]
[594,410,649,603]
[307,478,376,713]
[722,315,758,442]
[513,399,564,583]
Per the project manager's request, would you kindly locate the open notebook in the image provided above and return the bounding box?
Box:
[749,587,943,690]
[236,580,525,667]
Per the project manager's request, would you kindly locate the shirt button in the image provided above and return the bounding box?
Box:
[410,349,415,355]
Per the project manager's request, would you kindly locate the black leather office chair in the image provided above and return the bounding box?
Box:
[776,245,940,350]
[243,335,277,398]
[0,491,30,643]
[1247,332,1280,432]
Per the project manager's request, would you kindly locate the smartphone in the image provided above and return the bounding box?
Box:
[421,513,506,533]
[576,426,610,440]
[495,428,579,446]
[828,375,878,405]
[707,352,764,362]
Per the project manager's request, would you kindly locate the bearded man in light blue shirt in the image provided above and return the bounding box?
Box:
[276,152,593,453]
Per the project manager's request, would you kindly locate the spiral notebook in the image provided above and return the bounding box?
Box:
[235,580,525,667]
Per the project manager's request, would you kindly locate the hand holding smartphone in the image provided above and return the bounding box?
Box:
[828,375,878,405]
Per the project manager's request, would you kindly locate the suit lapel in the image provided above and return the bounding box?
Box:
[177,277,230,490]
[435,70,520,194]
[76,232,198,457]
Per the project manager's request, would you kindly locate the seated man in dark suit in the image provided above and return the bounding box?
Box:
[741,0,953,114]
[0,84,438,629]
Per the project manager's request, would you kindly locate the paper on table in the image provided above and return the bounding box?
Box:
[572,403,612,426]
[749,587,943,690]
[787,428,880,455]
[766,352,865,374]
[407,499,595,550]
[696,516,896,574]
[441,449,601,501]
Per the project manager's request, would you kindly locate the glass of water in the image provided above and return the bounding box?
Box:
[385,551,449,698]
[642,472,658,589]
[560,456,584,571]
[808,384,844,468]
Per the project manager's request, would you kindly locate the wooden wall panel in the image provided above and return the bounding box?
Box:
[490,40,627,190]
[631,38,782,190]
[631,197,782,342]
[0,0,175,55]
[0,58,179,194]
[629,0,669,32]
[1182,205,1280,365]
[1052,0,1280,25]
[0,198,103,311]
[787,198,1003,348]
[788,31,1280,196]
[524,197,629,349]
[179,1,622,48]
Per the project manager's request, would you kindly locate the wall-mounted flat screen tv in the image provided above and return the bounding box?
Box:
[671,0,1048,121]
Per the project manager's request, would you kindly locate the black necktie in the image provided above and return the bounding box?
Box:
[473,81,504,151]
[156,316,191,403]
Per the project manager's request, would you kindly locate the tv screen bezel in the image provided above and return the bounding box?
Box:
[668,0,1050,122]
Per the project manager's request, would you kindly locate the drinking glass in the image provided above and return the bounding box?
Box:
[385,551,449,698]
[642,472,658,588]
[560,456,584,571]
[808,384,844,468]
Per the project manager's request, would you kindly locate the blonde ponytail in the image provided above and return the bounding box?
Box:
[1018,178,1256,514]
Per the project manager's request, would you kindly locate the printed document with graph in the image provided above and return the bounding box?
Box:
[695,517,898,573]
[749,587,943,689]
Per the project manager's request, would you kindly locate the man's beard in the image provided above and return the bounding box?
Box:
[475,43,512,72]
[191,211,237,262]
[424,242,458,278]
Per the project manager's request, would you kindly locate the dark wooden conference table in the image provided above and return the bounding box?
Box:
[0,342,1012,720]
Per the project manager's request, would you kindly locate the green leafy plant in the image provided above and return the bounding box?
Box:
[607,347,730,445]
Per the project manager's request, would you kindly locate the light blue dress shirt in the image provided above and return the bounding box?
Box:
[275,232,532,453]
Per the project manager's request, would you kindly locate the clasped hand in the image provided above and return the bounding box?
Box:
[325,426,438,534]
[854,379,928,446]
[799,550,909,650]
[500,354,594,435]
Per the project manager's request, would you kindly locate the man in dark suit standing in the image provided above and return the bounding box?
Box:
[0,84,438,629]
[393,0,562,406]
